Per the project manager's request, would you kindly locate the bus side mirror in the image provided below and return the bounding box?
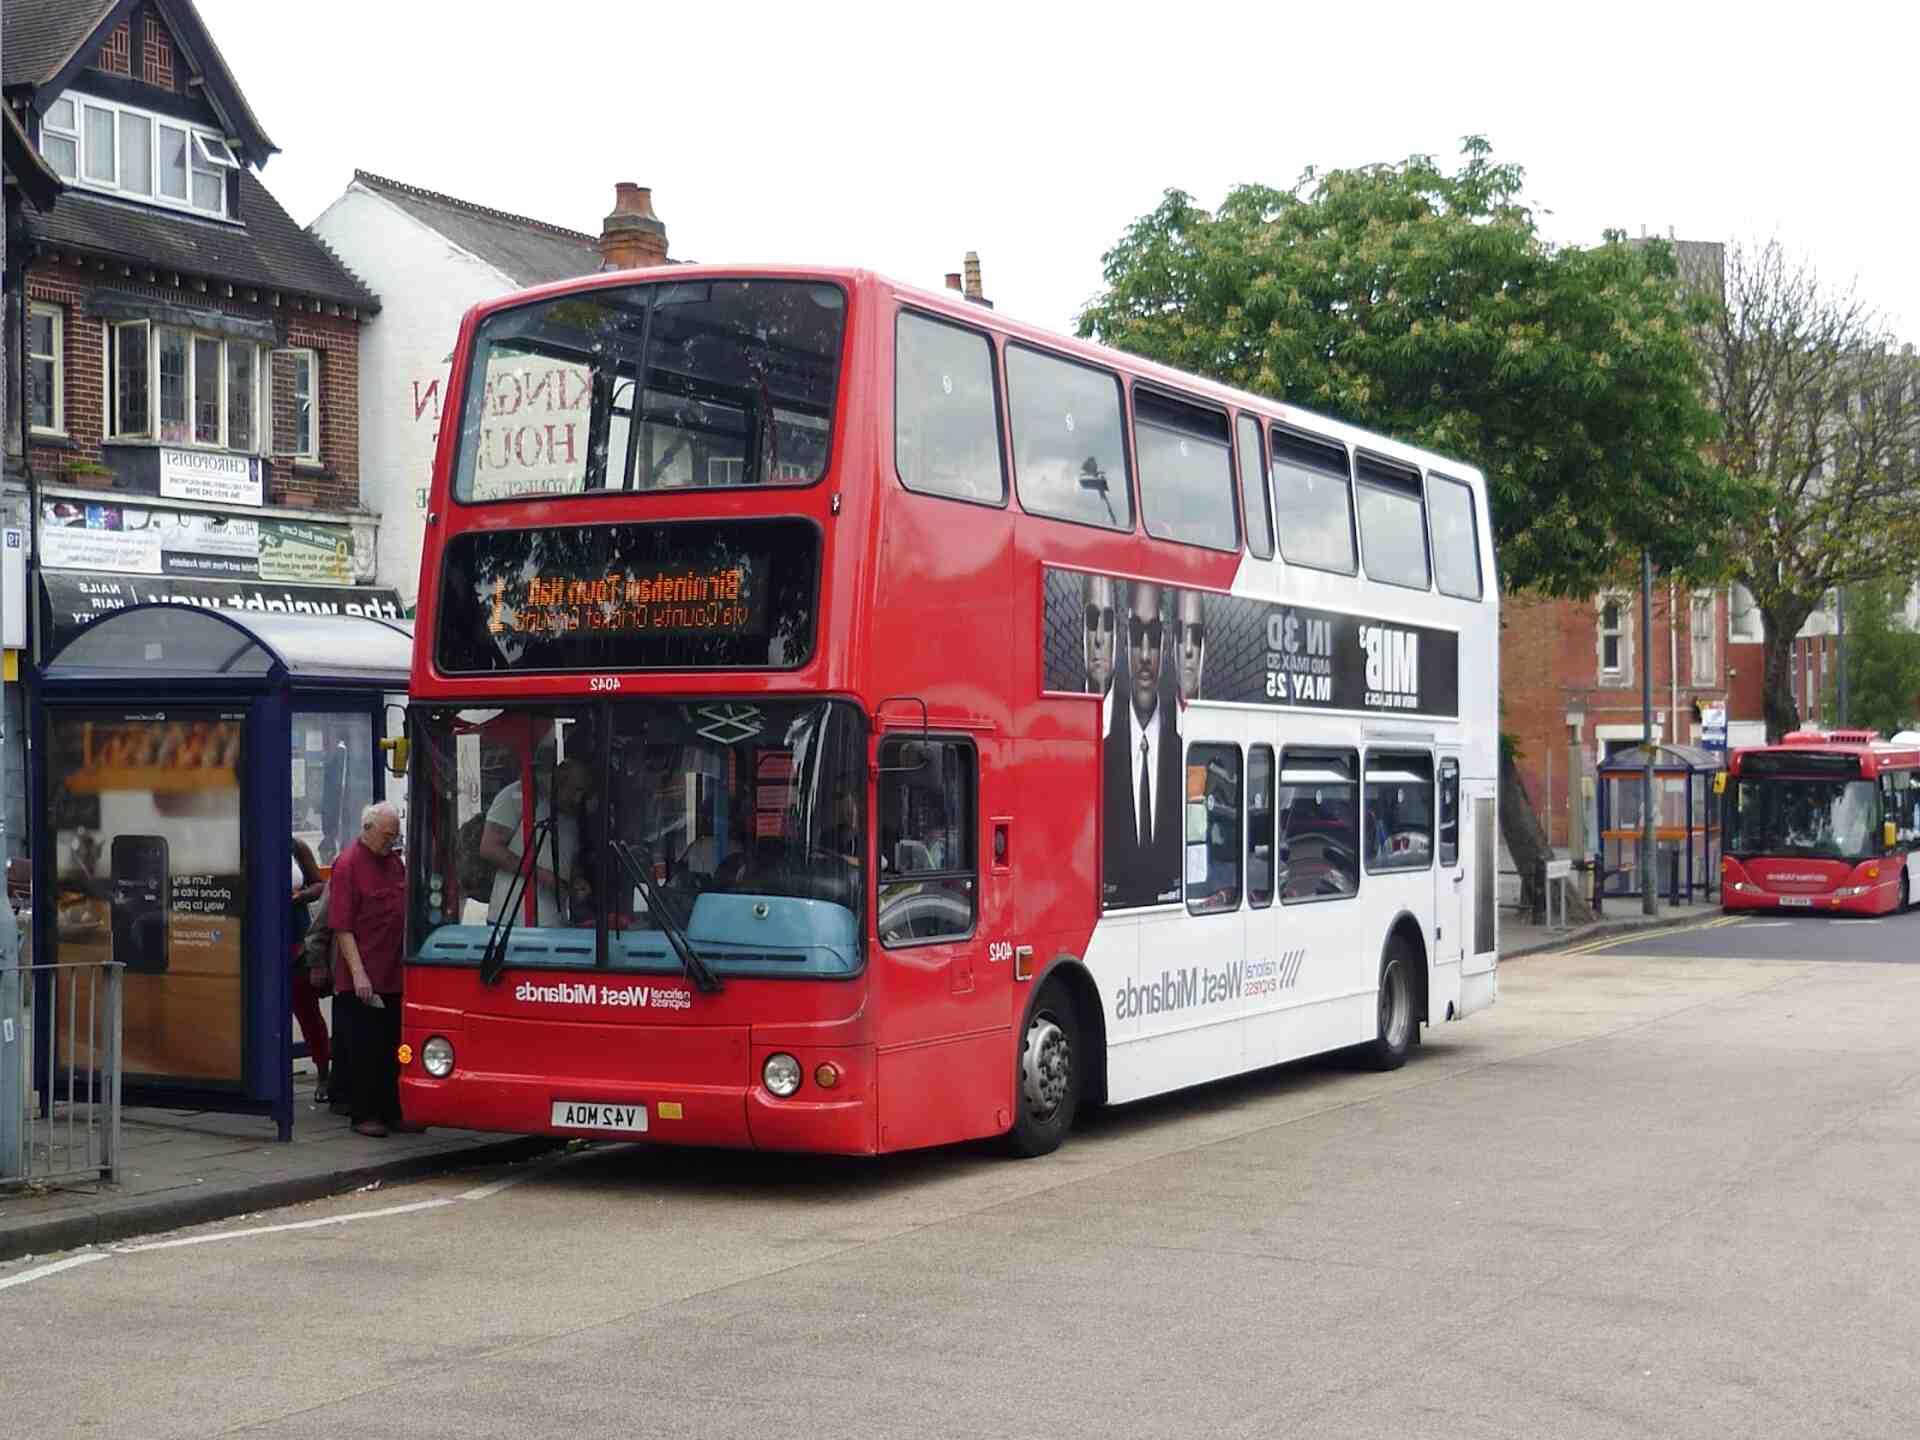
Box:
[1885,820,1898,850]
[1712,773,1726,795]
[380,736,410,777]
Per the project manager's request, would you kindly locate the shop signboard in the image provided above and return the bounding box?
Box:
[260,520,353,585]
[41,500,353,585]
[158,449,263,507]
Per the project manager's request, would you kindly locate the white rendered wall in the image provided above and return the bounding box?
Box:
[309,185,522,610]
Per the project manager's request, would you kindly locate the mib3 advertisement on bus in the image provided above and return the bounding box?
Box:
[1041,566,1459,913]
[48,709,249,1086]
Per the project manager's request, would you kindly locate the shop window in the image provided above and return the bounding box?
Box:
[29,304,64,435]
[274,348,321,462]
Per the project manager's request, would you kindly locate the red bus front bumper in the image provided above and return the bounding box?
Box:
[398,1031,878,1155]
[1721,857,1901,915]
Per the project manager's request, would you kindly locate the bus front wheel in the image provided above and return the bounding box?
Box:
[1363,938,1415,1072]
[1004,981,1080,1158]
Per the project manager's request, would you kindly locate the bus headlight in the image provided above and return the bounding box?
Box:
[422,1036,456,1078]
[762,1053,803,1097]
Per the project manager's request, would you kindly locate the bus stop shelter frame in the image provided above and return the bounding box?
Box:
[31,605,412,1140]
[1596,741,1726,904]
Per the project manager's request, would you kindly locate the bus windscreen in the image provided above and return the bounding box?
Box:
[450,279,845,503]
[435,518,818,673]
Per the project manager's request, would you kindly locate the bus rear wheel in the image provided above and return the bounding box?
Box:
[1363,938,1415,1072]
[1901,870,1910,914]
[1004,981,1079,1158]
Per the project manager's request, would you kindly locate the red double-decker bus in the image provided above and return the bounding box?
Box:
[399,265,1501,1156]
[1721,729,1920,914]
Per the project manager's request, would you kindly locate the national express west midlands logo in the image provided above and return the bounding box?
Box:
[1358,624,1421,710]
[1113,950,1305,1020]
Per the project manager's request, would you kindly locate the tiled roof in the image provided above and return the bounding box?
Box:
[354,170,602,287]
[25,170,379,312]
[1,0,116,87]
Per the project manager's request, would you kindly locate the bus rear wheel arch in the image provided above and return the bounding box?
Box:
[1003,962,1102,1157]
[1363,928,1422,1071]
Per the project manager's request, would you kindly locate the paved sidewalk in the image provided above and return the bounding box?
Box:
[1499,893,1723,959]
[0,1087,546,1263]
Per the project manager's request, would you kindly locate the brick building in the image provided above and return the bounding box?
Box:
[4,0,397,678]
[1,0,408,895]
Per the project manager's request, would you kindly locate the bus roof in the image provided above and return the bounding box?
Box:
[1729,730,1920,777]
[455,262,1486,490]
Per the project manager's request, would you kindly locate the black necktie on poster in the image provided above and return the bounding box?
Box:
[1138,735,1151,846]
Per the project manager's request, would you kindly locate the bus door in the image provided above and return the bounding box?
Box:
[1462,776,1499,983]
[1431,751,1465,1022]
[873,732,1011,1148]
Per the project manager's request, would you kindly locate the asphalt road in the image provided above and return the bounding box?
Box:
[1592,904,1920,962]
[5,941,1920,1440]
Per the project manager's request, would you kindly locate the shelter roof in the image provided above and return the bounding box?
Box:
[43,605,413,686]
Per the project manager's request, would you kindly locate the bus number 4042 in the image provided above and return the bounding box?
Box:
[589,676,623,692]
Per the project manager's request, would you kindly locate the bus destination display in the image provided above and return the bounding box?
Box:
[489,562,766,640]
[437,519,818,673]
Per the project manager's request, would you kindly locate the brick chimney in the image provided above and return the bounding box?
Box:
[599,183,668,271]
[944,272,964,293]
[962,251,992,309]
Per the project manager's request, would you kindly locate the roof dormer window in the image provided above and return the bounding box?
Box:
[40,90,236,220]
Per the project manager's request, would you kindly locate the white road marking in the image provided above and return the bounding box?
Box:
[113,1198,455,1253]
[1745,922,1791,928]
[0,1251,108,1291]
[3,1153,562,1289]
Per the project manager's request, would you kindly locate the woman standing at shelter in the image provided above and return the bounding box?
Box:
[289,836,330,1103]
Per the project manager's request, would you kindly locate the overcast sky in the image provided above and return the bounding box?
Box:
[199,0,1920,342]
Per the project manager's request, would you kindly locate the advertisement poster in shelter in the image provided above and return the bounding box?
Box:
[49,708,248,1086]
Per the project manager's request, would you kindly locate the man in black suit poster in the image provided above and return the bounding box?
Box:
[1103,580,1184,909]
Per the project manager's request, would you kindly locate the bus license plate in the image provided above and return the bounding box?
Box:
[551,1101,647,1133]
[1780,896,1813,907]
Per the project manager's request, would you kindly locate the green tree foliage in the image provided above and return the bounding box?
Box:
[1076,139,1745,913]
[1076,138,1743,597]
[1698,240,1920,740]
[1822,582,1920,737]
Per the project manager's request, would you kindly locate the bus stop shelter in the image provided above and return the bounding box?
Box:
[1597,742,1725,903]
[32,605,412,1139]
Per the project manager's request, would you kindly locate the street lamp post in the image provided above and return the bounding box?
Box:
[1641,552,1658,915]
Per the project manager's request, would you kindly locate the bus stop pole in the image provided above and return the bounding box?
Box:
[1641,553,1657,915]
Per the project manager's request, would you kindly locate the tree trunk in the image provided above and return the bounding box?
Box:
[1759,603,1813,742]
[1499,746,1595,926]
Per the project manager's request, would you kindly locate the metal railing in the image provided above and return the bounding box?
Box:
[1,960,124,1187]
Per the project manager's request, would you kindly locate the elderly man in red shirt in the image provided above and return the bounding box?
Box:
[331,800,413,1137]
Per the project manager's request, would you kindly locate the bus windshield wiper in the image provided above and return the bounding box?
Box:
[610,839,723,993]
[479,816,551,987]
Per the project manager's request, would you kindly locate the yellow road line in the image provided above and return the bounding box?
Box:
[1556,914,1742,955]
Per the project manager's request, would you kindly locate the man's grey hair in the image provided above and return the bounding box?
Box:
[361,800,401,832]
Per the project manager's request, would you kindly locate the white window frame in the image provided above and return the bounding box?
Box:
[1728,582,1764,644]
[1689,588,1716,685]
[42,97,79,180]
[1597,591,1632,685]
[28,303,65,436]
[106,323,264,454]
[42,89,234,219]
[273,348,322,463]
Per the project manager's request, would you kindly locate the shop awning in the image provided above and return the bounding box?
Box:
[39,570,406,663]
